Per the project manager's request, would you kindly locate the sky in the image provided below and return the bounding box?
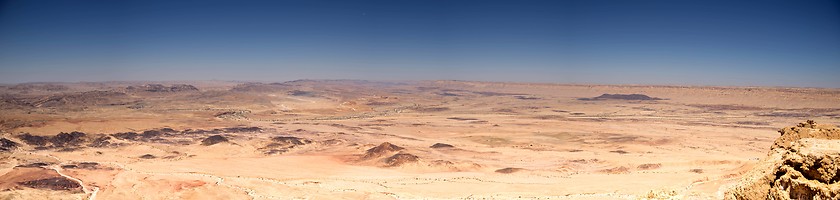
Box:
[1,0,839,87]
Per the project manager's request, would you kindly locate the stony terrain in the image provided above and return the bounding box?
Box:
[724,120,840,200]
[0,80,839,199]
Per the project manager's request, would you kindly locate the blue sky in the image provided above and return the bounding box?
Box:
[1,0,839,87]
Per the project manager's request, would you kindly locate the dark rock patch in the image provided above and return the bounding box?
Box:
[126,84,198,92]
[514,96,541,100]
[362,142,404,160]
[17,133,48,146]
[16,162,49,168]
[169,84,199,92]
[60,162,101,170]
[579,94,663,101]
[112,129,176,141]
[473,91,525,96]
[63,163,108,170]
[687,104,764,111]
[214,111,250,119]
[1,138,19,151]
[221,126,261,133]
[261,136,311,154]
[289,90,316,97]
[610,150,630,154]
[75,162,99,169]
[158,128,178,133]
[321,139,345,146]
[447,117,479,121]
[429,143,454,148]
[384,153,419,167]
[413,107,451,112]
[140,130,163,138]
[112,132,139,140]
[51,131,86,147]
[181,129,221,135]
[57,147,82,152]
[201,135,229,146]
[18,177,82,191]
[271,136,311,145]
[495,167,523,174]
[139,154,156,159]
[88,136,112,147]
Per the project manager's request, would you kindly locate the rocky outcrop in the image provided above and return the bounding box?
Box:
[384,153,419,167]
[772,120,840,149]
[88,135,112,147]
[17,133,49,146]
[272,136,311,146]
[429,143,454,148]
[724,121,840,200]
[50,131,86,147]
[201,135,229,146]
[362,142,404,160]
[18,177,82,191]
[139,154,156,159]
[0,138,18,152]
[17,132,87,148]
[214,110,251,120]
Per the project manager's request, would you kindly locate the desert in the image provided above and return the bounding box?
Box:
[1,80,839,199]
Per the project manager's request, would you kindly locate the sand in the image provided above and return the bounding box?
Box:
[1,80,839,199]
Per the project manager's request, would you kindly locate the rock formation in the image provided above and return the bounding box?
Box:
[0,138,18,152]
[724,120,840,200]
[201,135,229,146]
[384,153,419,167]
[271,136,311,146]
[495,167,523,174]
[429,143,454,148]
[362,142,403,160]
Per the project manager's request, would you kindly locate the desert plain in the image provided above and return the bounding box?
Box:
[1,80,839,199]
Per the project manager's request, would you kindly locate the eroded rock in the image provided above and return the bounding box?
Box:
[201,135,229,146]
[0,138,18,151]
[725,121,840,200]
[18,177,82,191]
[51,131,86,147]
[17,133,48,146]
[384,153,419,167]
[429,143,454,148]
[362,142,403,160]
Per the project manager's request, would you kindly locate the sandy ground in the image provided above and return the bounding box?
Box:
[0,80,838,199]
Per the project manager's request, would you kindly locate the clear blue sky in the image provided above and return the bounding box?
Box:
[1,0,839,87]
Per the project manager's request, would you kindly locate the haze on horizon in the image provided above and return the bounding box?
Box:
[1,0,839,87]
